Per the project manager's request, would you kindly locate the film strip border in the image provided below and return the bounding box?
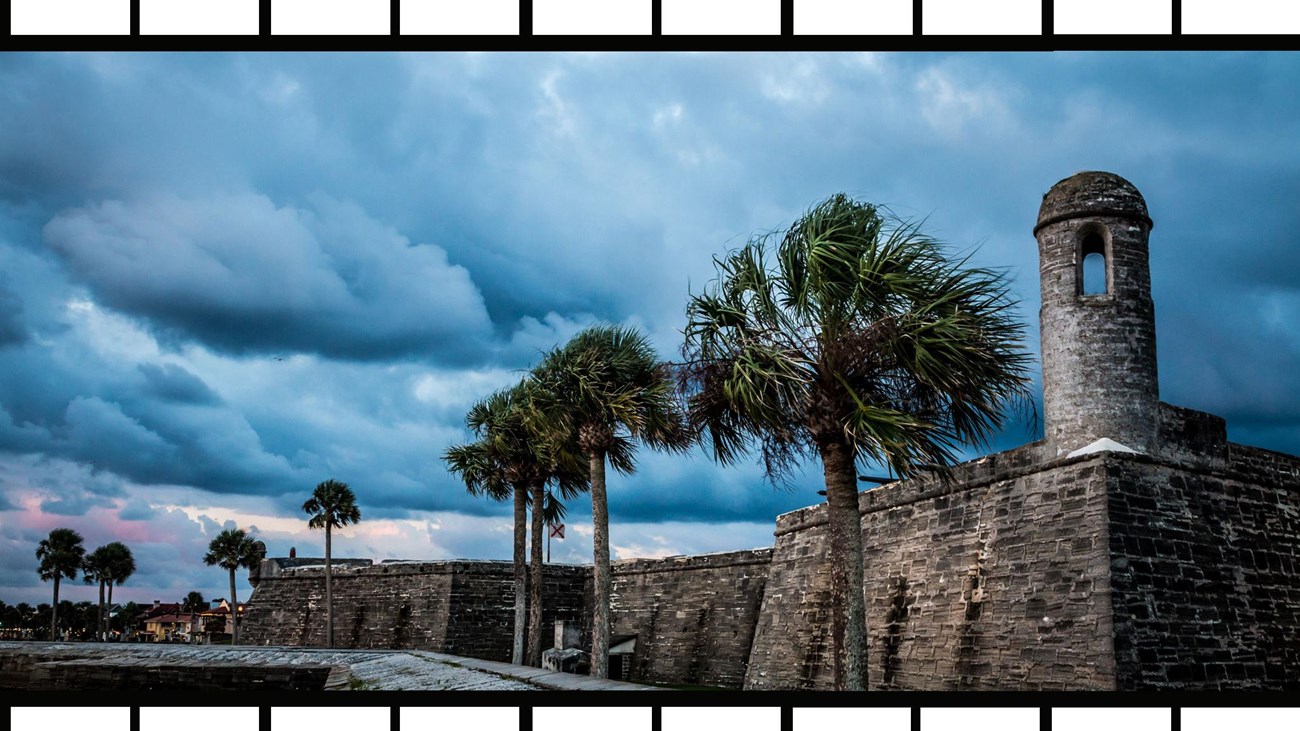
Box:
[5,0,1300,49]
[9,704,1300,731]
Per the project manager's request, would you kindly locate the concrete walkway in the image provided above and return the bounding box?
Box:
[0,641,659,691]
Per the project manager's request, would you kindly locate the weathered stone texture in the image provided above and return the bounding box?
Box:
[746,443,1116,691]
[1157,402,1229,466]
[29,660,333,691]
[608,549,772,688]
[0,646,338,690]
[240,560,587,663]
[1106,447,1300,690]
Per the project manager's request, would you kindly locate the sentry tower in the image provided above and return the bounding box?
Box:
[1035,171,1160,457]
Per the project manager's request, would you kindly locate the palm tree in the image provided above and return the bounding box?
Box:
[302,479,361,649]
[203,528,265,645]
[681,194,1033,690]
[81,546,110,640]
[36,528,85,639]
[526,484,579,666]
[182,591,205,642]
[100,542,135,637]
[444,388,527,664]
[530,324,691,678]
[444,382,587,666]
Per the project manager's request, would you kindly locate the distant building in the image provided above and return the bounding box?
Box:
[198,599,247,639]
[142,613,199,642]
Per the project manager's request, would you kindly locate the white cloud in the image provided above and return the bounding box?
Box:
[62,298,160,364]
[914,66,1013,140]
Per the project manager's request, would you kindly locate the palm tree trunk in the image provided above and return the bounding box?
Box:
[821,439,868,691]
[527,478,546,666]
[589,449,610,679]
[229,569,239,645]
[325,523,334,649]
[50,577,60,639]
[511,484,527,664]
[107,583,115,639]
[96,580,105,641]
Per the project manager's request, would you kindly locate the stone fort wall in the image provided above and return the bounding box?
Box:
[1106,444,1300,690]
[746,442,1118,691]
[240,560,587,657]
[609,549,771,688]
[241,548,774,688]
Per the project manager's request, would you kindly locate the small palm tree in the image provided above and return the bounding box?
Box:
[82,546,110,640]
[100,542,134,638]
[303,479,361,649]
[530,324,691,678]
[203,528,265,645]
[681,193,1033,690]
[36,528,85,639]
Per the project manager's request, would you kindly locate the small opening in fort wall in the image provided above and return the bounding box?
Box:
[1080,230,1108,296]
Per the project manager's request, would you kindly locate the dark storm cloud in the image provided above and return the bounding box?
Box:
[43,193,493,362]
[39,492,115,516]
[0,339,307,499]
[137,363,222,406]
[117,499,161,521]
[0,278,26,347]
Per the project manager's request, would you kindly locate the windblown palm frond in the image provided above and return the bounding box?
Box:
[529,324,692,463]
[682,193,1035,482]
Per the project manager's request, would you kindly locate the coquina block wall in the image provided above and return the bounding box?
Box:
[241,548,773,687]
[240,560,587,658]
[609,549,772,688]
[741,426,1300,690]
[1105,442,1300,689]
[745,443,1118,691]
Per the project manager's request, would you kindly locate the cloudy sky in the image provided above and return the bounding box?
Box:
[1,52,1297,607]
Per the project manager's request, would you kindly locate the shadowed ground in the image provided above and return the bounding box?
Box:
[0,641,658,691]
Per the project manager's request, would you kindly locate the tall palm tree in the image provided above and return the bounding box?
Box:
[681,193,1033,690]
[444,382,587,666]
[203,528,265,645]
[182,591,205,642]
[100,542,134,637]
[36,528,85,639]
[530,324,691,678]
[526,483,580,666]
[81,546,110,640]
[444,388,527,664]
[302,478,361,649]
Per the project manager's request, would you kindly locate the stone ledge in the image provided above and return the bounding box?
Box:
[0,641,654,691]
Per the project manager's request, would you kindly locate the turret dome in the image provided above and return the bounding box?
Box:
[1036,171,1152,233]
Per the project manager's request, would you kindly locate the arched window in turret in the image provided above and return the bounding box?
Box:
[1080,230,1108,296]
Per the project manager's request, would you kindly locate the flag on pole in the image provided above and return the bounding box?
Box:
[549,523,565,540]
